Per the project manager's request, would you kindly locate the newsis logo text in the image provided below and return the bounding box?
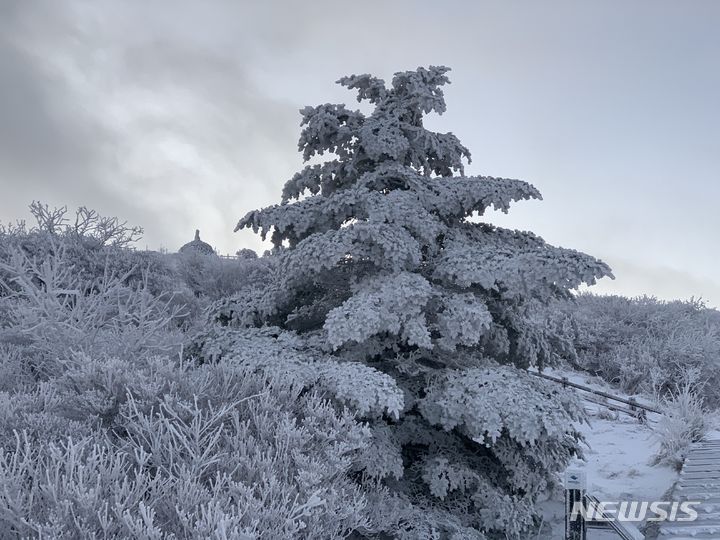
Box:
[569,500,699,523]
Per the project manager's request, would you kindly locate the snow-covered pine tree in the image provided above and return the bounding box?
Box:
[228,66,613,538]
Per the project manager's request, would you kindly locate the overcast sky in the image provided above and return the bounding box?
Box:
[1,1,719,306]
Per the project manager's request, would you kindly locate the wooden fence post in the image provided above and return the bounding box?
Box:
[565,469,587,540]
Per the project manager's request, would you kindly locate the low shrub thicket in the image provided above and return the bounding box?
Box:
[560,293,720,409]
[0,206,378,539]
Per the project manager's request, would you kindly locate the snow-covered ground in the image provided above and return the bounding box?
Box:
[536,370,678,539]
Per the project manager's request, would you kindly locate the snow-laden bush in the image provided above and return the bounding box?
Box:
[564,293,720,408]
[0,224,380,538]
[652,368,711,470]
[0,202,197,306]
[1,201,278,333]
[0,201,143,252]
[172,248,273,301]
[0,242,186,379]
[227,66,612,538]
[0,356,377,539]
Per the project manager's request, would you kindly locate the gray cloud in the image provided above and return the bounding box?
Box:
[0,0,301,252]
[1,0,719,303]
[0,2,114,206]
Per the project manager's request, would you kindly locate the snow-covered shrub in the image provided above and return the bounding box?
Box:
[172,249,274,301]
[564,294,720,408]
[652,368,710,470]
[0,242,185,379]
[0,344,33,392]
[0,383,96,450]
[0,359,377,539]
[0,219,388,539]
[229,66,612,538]
[3,202,201,305]
[24,200,143,249]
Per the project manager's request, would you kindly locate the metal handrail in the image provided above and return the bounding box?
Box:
[529,370,661,415]
[584,493,644,540]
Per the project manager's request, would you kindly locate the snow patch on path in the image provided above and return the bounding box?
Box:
[574,415,676,504]
[537,370,678,539]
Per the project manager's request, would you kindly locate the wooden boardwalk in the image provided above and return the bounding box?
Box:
[658,438,720,539]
